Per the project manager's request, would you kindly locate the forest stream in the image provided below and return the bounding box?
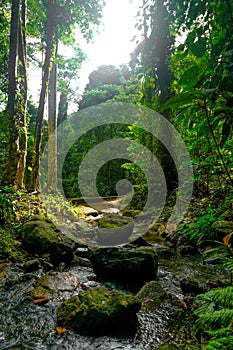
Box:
[0,201,228,350]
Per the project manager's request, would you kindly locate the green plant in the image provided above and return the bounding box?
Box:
[193,286,233,350]
[0,228,14,257]
[178,208,221,246]
[0,187,15,226]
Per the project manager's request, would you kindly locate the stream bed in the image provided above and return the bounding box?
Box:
[0,251,226,350]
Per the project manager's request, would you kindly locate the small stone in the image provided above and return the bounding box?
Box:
[24,259,40,272]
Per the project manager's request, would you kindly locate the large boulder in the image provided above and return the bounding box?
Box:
[20,215,76,266]
[56,287,141,336]
[90,246,158,290]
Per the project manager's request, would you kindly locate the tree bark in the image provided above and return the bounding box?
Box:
[16,0,28,189]
[29,0,58,191]
[1,0,20,188]
[47,42,58,190]
[57,91,68,126]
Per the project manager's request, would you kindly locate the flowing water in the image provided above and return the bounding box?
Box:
[0,252,221,349]
[0,203,226,350]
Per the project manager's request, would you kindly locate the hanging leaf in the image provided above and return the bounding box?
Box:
[190,38,206,58]
[161,89,203,111]
[179,65,199,86]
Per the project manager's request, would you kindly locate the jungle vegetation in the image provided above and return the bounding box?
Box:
[0,1,233,348]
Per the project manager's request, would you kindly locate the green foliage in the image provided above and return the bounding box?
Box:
[194,286,233,349]
[177,208,222,246]
[0,228,15,257]
[79,84,121,109]
[0,186,15,226]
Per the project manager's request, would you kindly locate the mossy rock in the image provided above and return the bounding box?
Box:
[98,215,134,246]
[136,281,169,310]
[90,246,158,290]
[30,285,55,300]
[20,216,76,266]
[30,272,79,300]
[120,209,141,218]
[57,286,141,336]
[98,215,133,228]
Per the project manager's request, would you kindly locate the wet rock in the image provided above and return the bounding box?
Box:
[76,205,99,217]
[120,208,141,218]
[81,280,100,290]
[101,208,119,215]
[90,246,158,290]
[127,236,152,247]
[56,287,141,336]
[74,247,89,259]
[177,234,199,257]
[24,259,40,272]
[30,271,79,300]
[165,229,179,247]
[72,256,92,267]
[97,215,134,246]
[155,245,175,259]
[136,281,169,310]
[21,215,76,266]
[180,278,205,296]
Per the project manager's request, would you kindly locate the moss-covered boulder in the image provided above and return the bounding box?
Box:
[20,215,76,266]
[90,246,158,290]
[136,281,169,310]
[97,215,134,246]
[56,287,141,336]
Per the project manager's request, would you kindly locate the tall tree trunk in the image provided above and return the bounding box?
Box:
[47,42,58,190]
[1,0,20,188]
[17,0,28,189]
[57,91,68,126]
[29,0,58,191]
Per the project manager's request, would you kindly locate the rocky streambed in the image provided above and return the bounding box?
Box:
[0,211,229,349]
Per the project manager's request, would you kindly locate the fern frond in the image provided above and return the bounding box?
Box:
[206,335,233,350]
[207,326,232,337]
[198,308,233,328]
[195,286,233,308]
[222,258,233,274]
[194,300,215,317]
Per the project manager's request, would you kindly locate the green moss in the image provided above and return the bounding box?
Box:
[30,285,55,299]
[98,216,133,228]
[57,287,141,336]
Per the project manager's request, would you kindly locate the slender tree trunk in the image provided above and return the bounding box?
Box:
[57,91,68,126]
[1,0,20,188]
[47,42,58,190]
[29,0,58,191]
[17,0,27,188]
